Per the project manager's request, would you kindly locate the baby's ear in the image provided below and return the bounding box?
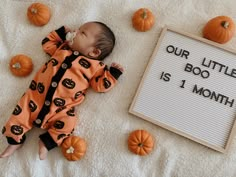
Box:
[89,48,101,58]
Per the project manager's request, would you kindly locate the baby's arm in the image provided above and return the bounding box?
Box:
[90,62,123,92]
[41,26,67,56]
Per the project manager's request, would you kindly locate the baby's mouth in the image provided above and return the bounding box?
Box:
[66,32,76,45]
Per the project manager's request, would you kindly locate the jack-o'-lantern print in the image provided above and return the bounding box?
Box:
[29,80,37,90]
[54,98,66,107]
[55,106,66,113]
[42,37,49,45]
[2,126,6,134]
[37,82,45,94]
[13,105,22,115]
[74,91,82,99]
[62,78,76,89]
[103,78,111,89]
[79,58,91,69]
[29,100,37,112]
[57,133,66,140]
[66,107,75,116]
[95,75,102,82]
[54,120,65,129]
[49,58,58,66]
[71,128,74,134]
[99,62,104,66]
[11,125,23,135]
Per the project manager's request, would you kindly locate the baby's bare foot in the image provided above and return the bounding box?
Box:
[38,140,48,160]
[0,144,23,158]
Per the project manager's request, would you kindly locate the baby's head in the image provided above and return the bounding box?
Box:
[68,21,115,60]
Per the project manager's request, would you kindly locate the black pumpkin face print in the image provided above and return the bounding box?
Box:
[29,100,37,112]
[103,78,111,89]
[99,62,104,66]
[71,128,74,134]
[13,105,22,115]
[55,106,66,113]
[54,120,65,129]
[57,134,66,140]
[62,78,76,89]
[95,75,102,82]
[11,125,23,135]
[42,37,49,45]
[66,107,75,116]
[49,58,58,66]
[2,126,6,134]
[29,80,37,90]
[74,91,82,99]
[79,58,91,69]
[54,98,66,107]
[37,82,45,94]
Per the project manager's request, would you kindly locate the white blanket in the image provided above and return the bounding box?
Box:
[1,0,236,177]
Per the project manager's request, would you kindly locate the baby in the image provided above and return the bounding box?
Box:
[0,21,124,160]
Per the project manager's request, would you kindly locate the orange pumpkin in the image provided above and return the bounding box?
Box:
[61,136,87,161]
[27,3,51,26]
[128,129,154,156]
[9,54,33,77]
[203,16,235,44]
[132,8,155,32]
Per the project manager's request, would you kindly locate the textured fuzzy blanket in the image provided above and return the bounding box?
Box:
[1,0,236,177]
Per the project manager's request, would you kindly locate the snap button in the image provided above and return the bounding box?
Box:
[51,81,57,88]
[61,63,68,69]
[35,119,41,124]
[73,51,79,55]
[45,100,51,106]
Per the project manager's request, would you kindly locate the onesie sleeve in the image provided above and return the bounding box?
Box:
[90,63,123,93]
[41,26,67,56]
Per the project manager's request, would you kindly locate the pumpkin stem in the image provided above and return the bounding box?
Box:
[138,143,143,147]
[66,146,75,154]
[12,63,21,69]
[31,8,38,14]
[221,21,230,29]
[141,9,147,19]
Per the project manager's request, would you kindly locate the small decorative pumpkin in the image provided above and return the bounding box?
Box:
[61,136,87,161]
[9,54,33,77]
[203,16,235,44]
[27,3,51,26]
[128,129,154,156]
[132,8,155,32]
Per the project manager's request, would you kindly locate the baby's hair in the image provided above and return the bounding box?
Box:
[93,21,116,60]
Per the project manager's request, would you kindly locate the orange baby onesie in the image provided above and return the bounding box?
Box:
[2,26,122,150]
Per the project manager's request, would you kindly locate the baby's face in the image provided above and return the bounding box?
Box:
[68,22,101,57]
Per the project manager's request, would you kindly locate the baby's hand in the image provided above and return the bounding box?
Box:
[111,62,124,73]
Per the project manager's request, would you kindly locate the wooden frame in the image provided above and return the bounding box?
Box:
[129,26,236,153]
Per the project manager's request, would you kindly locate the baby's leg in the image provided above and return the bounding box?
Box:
[38,107,77,159]
[1,92,34,157]
[0,144,23,158]
[38,139,48,160]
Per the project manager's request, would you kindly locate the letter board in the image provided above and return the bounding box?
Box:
[129,26,236,153]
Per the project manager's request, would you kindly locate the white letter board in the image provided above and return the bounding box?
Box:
[129,26,236,153]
